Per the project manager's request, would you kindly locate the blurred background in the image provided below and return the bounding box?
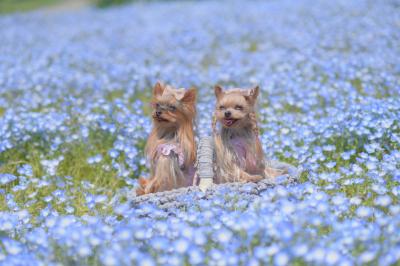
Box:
[0,0,138,13]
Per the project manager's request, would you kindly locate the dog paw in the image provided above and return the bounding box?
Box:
[136,177,150,196]
[135,187,145,196]
[198,178,213,192]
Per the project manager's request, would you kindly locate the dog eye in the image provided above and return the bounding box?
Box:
[168,105,176,112]
[155,103,160,108]
[219,105,225,110]
[235,105,243,110]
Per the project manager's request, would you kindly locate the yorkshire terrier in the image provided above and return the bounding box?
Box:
[136,82,197,195]
[212,85,283,184]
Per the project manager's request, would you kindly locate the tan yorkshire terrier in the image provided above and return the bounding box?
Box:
[136,82,197,195]
[212,85,283,184]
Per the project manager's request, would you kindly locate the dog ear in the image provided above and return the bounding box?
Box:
[153,81,164,96]
[214,85,224,100]
[181,87,197,104]
[244,86,259,103]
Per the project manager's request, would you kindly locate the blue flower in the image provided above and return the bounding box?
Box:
[0,174,17,185]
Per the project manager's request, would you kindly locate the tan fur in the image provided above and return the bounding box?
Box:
[136,82,196,195]
[213,85,283,184]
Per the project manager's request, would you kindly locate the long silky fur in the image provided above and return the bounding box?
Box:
[213,91,283,183]
[213,114,266,183]
[137,85,196,195]
[143,154,185,194]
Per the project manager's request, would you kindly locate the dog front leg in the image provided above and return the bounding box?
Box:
[145,154,185,194]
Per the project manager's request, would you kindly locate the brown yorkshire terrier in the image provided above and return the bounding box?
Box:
[212,85,283,184]
[136,82,197,195]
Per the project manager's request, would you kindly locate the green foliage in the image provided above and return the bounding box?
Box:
[95,0,132,8]
[0,128,127,218]
[0,0,60,14]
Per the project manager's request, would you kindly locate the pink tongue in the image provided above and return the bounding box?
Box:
[226,119,233,126]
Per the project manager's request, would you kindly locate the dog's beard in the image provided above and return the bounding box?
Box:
[154,123,178,140]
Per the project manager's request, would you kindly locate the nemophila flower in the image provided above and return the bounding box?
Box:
[325,161,336,169]
[274,251,290,266]
[12,184,28,192]
[138,256,156,266]
[77,244,92,257]
[87,154,103,164]
[88,235,102,247]
[356,206,373,218]
[17,164,33,177]
[359,250,377,264]
[94,194,108,204]
[188,248,205,265]
[65,205,75,213]
[173,238,190,254]
[291,243,308,257]
[0,215,16,231]
[275,175,289,184]
[343,178,364,185]
[215,228,233,243]
[115,227,132,241]
[247,258,260,266]
[331,193,347,206]
[0,173,17,185]
[351,164,364,174]
[109,149,119,158]
[149,236,169,251]
[2,238,23,255]
[371,182,387,195]
[101,250,118,266]
[193,229,207,246]
[41,157,63,176]
[340,152,351,161]
[391,186,400,197]
[52,189,67,203]
[43,195,53,203]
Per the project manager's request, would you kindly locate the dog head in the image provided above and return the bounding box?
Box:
[151,82,196,129]
[214,85,259,129]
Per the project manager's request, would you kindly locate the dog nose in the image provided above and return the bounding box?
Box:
[156,111,162,117]
[224,111,231,118]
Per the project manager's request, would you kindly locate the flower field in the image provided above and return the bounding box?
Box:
[0,0,400,265]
